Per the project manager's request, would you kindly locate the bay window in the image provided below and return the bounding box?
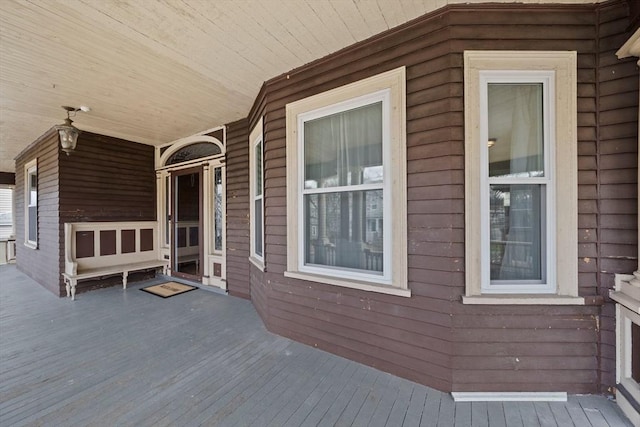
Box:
[464,51,581,304]
[285,67,408,296]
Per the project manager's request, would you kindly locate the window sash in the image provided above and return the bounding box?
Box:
[25,162,37,246]
[479,72,556,294]
[297,91,392,284]
[250,125,264,263]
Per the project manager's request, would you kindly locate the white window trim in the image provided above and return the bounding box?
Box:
[24,159,37,249]
[463,50,582,304]
[249,117,265,270]
[285,67,409,297]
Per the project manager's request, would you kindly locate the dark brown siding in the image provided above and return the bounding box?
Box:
[56,132,156,295]
[58,132,155,222]
[596,0,639,393]
[225,119,251,299]
[0,172,15,185]
[243,0,638,393]
[14,129,61,295]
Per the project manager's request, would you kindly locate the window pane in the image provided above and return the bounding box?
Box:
[214,167,223,251]
[28,206,37,242]
[255,199,263,257]
[167,142,221,165]
[255,141,263,196]
[490,184,544,282]
[304,102,382,189]
[488,84,544,178]
[304,190,383,273]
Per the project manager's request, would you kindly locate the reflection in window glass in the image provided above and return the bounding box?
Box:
[488,83,544,178]
[304,102,382,189]
[304,190,383,274]
[214,167,223,251]
[489,184,544,283]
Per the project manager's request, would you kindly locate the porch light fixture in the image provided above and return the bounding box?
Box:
[56,105,90,155]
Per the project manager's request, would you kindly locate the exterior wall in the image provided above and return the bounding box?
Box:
[15,130,61,295]
[225,119,251,299]
[15,130,156,296]
[58,132,156,295]
[245,1,638,393]
[596,1,640,393]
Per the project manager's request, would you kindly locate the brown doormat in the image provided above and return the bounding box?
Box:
[141,282,197,298]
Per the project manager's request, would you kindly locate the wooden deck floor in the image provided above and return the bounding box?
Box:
[0,264,634,427]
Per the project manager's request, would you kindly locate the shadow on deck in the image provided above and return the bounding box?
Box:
[0,265,633,426]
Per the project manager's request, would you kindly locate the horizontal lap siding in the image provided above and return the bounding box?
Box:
[58,132,156,295]
[261,12,457,391]
[597,1,639,393]
[225,119,251,299]
[14,131,60,295]
[446,3,636,394]
[244,1,639,394]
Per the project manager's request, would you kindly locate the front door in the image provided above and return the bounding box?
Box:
[171,167,203,281]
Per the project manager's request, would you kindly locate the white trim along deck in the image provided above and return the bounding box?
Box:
[0,265,634,426]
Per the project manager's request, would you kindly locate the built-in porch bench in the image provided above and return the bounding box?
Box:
[63,221,169,300]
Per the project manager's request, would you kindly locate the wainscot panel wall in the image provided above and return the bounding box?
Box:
[242,0,638,394]
[14,129,61,295]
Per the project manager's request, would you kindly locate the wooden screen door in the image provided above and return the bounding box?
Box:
[171,167,203,281]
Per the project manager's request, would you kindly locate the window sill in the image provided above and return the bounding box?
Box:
[462,295,585,305]
[24,241,37,250]
[248,256,265,272]
[284,270,411,297]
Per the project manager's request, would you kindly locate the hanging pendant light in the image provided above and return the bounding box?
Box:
[55,106,89,155]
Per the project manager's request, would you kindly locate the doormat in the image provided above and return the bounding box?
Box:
[141,282,197,298]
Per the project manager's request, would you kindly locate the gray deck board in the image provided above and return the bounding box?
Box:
[0,265,634,427]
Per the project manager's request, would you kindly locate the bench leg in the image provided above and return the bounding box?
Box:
[123,271,128,290]
[70,279,77,301]
[65,278,71,298]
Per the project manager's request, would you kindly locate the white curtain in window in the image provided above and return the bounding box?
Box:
[495,84,544,281]
[303,102,383,273]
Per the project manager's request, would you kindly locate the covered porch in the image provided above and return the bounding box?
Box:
[0,264,633,427]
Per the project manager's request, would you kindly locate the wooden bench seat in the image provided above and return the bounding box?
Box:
[63,222,169,300]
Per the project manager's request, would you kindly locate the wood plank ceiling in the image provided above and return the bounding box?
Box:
[0,0,602,173]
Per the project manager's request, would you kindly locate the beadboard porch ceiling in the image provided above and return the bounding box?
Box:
[0,0,602,173]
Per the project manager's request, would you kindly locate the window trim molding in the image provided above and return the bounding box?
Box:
[249,117,265,270]
[285,66,408,296]
[464,50,580,303]
[24,158,37,249]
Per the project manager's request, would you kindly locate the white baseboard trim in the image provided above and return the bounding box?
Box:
[451,392,567,402]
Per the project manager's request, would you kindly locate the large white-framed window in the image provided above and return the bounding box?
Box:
[285,67,409,297]
[249,117,264,269]
[464,51,582,304]
[24,159,37,248]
